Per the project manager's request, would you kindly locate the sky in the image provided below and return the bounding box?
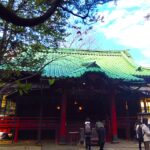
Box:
[92,0,150,67]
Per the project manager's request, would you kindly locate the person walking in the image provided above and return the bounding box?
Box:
[95,120,106,150]
[142,118,150,150]
[84,118,92,150]
[135,119,143,150]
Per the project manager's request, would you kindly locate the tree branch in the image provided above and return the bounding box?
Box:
[60,6,90,20]
[0,54,69,95]
[0,0,62,26]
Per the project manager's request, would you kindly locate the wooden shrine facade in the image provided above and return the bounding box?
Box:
[0,73,145,143]
[1,49,150,143]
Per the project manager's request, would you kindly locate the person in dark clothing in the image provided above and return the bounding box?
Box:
[84,118,91,150]
[95,120,106,150]
[135,119,143,150]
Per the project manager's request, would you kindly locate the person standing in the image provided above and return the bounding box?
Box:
[142,118,150,150]
[95,120,106,150]
[84,118,91,150]
[135,119,143,150]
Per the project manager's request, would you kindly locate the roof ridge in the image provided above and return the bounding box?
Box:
[140,66,150,70]
[50,49,127,56]
[120,50,150,71]
[120,50,138,68]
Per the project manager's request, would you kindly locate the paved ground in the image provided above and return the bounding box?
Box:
[0,140,144,150]
[41,140,144,150]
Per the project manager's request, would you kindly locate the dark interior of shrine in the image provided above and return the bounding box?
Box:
[8,73,142,140]
[15,90,110,120]
[18,130,55,140]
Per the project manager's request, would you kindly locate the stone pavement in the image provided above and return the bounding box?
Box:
[41,140,144,150]
[0,140,144,150]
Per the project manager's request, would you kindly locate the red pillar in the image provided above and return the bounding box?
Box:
[111,89,118,143]
[59,93,67,144]
[14,128,19,143]
[14,118,19,143]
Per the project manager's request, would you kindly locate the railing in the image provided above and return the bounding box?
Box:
[0,116,59,131]
[0,116,138,131]
[0,116,138,142]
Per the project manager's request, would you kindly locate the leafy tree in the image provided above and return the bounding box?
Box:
[0,0,68,96]
[0,0,115,96]
[0,0,114,26]
[0,0,115,138]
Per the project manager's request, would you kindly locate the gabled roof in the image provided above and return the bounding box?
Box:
[1,49,150,82]
[41,49,150,82]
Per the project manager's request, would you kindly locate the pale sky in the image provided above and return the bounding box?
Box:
[92,0,150,67]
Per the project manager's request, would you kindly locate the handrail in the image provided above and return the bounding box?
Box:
[0,116,60,130]
[0,116,137,131]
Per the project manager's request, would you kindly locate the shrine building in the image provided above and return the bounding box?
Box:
[1,49,150,143]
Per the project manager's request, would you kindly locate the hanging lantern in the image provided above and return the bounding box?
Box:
[56,105,60,110]
[79,106,83,111]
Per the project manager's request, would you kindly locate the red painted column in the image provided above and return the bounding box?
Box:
[14,118,19,143]
[111,89,118,143]
[59,92,67,144]
[14,128,19,143]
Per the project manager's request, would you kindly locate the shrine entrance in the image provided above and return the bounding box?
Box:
[0,72,142,143]
[67,93,110,122]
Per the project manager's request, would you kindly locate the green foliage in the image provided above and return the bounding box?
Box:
[36,0,47,5]
[48,79,55,86]
[0,0,68,95]
[0,0,68,62]
[0,0,113,95]
[0,80,5,88]
[16,81,32,96]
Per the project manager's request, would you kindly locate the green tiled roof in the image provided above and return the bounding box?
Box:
[1,49,150,82]
[41,49,150,82]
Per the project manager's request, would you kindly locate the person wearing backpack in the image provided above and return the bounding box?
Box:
[135,120,143,150]
[95,120,106,150]
[142,118,150,150]
[84,118,91,150]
